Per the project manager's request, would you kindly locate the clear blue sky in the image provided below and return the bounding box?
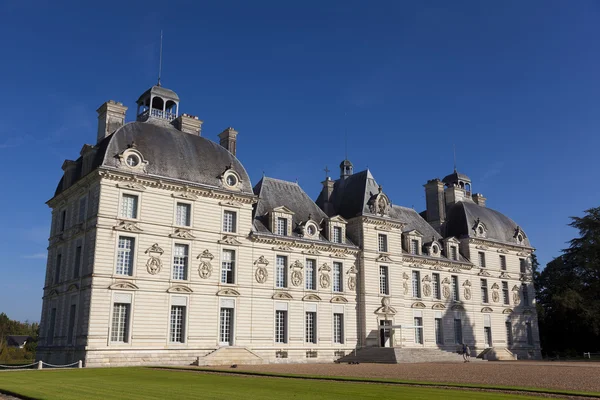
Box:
[1,1,599,322]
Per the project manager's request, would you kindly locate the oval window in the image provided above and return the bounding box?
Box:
[226,174,237,186]
[307,225,316,236]
[126,154,140,167]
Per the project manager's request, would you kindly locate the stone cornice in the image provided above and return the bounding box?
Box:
[360,216,405,230]
[46,170,100,208]
[249,232,360,255]
[466,237,534,253]
[402,254,473,270]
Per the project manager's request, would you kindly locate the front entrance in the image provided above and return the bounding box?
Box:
[379,320,392,347]
[219,307,234,346]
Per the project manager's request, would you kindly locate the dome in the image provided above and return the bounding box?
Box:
[444,201,531,247]
[442,170,471,187]
[340,159,353,168]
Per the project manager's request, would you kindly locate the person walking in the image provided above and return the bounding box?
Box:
[462,343,467,362]
[465,343,471,362]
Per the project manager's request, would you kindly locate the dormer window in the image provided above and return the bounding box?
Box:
[410,239,419,255]
[126,154,140,167]
[221,168,241,190]
[451,246,458,261]
[427,242,441,257]
[119,148,148,172]
[277,218,288,236]
[269,206,294,237]
[472,218,487,238]
[333,226,342,243]
[307,225,316,236]
[226,174,237,187]
[327,215,347,244]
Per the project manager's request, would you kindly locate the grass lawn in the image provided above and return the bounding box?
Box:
[0,367,544,400]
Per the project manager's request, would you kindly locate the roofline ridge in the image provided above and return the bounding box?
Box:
[262,176,299,186]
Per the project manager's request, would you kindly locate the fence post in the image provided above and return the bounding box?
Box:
[37,361,43,370]
[78,360,82,368]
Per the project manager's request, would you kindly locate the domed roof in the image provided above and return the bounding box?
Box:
[136,85,180,103]
[340,159,353,168]
[97,121,252,193]
[442,170,471,186]
[444,201,531,247]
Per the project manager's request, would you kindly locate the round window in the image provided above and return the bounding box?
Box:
[126,154,140,167]
[517,234,523,243]
[307,225,316,236]
[478,226,484,235]
[226,174,237,186]
[432,245,438,254]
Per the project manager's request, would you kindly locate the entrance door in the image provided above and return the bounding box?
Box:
[379,320,392,347]
[220,307,234,346]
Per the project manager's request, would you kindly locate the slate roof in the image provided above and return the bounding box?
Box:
[445,201,531,247]
[54,121,252,197]
[442,170,471,186]
[137,85,180,103]
[316,169,380,219]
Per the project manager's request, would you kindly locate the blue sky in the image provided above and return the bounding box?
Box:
[1,1,599,322]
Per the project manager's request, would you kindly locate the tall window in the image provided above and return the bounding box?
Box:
[499,255,507,270]
[73,245,82,279]
[54,253,62,284]
[506,321,513,346]
[305,312,317,344]
[120,194,138,219]
[333,262,343,292]
[47,308,56,345]
[332,226,342,243]
[502,281,509,305]
[172,244,189,280]
[478,252,486,268]
[175,203,191,226]
[219,308,233,345]
[333,313,344,344]
[378,234,388,252]
[379,266,389,295]
[67,304,76,345]
[454,318,463,344]
[305,259,316,290]
[169,305,186,343]
[521,283,529,306]
[275,256,287,288]
[78,196,87,223]
[410,239,419,255]
[484,326,492,347]
[111,303,130,343]
[60,209,67,232]
[432,273,441,300]
[223,210,236,233]
[275,310,287,343]
[451,275,459,301]
[277,217,288,236]
[526,321,534,345]
[414,317,423,344]
[481,279,489,303]
[520,258,527,274]
[450,246,458,261]
[412,271,421,298]
[435,317,443,345]
[221,250,235,284]
[116,237,134,275]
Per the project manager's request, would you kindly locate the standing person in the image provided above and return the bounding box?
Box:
[465,343,471,362]
[462,343,467,362]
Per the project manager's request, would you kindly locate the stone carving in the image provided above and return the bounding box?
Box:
[304,244,322,255]
[449,266,462,273]
[113,220,143,232]
[167,285,193,293]
[513,291,520,305]
[411,302,426,308]
[502,308,513,314]
[67,284,79,292]
[255,267,268,283]
[218,235,241,245]
[432,303,446,310]
[346,264,358,291]
[117,182,146,191]
[423,283,431,297]
[403,281,409,295]
[492,290,500,303]
[144,243,164,275]
[272,244,292,252]
[319,263,331,289]
[464,287,472,300]
[376,254,393,262]
[481,307,493,313]
[291,270,303,287]
[478,268,491,277]
[272,292,293,300]
[197,250,214,279]
[442,285,450,299]
[331,296,348,303]
[291,260,304,270]
[170,228,195,239]
[109,281,139,290]
[499,272,511,279]
[172,191,198,200]
[216,288,240,296]
[374,296,396,315]
[302,294,322,302]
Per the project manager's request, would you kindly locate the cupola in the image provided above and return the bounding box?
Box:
[340,159,353,179]
[136,85,180,122]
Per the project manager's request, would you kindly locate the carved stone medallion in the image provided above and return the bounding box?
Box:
[320,273,331,289]
[403,281,409,295]
[291,270,303,287]
[347,275,356,291]
[423,283,431,297]
[255,266,268,284]
[442,285,450,299]
[492,290,500,303]
[198,261,212,279]
[464,287,472,300]
[144,243,164,275]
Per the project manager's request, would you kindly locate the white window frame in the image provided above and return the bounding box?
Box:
[332,226,342,244]
[110,302,131,344]
[222,210,237,233]
[332,262,343,292]
[451,275,459,301]
[219,307,234,346]
[277,217,288,236]
[169,305,186,343]
[450,246,458,261]
[502,281,509,305]
[506,320,513,346]
[275,255,287,288]
[410,239,419,255]
[275,309,288,344]
[414,316,423,344]
[333,313,344,344]
[378,234,388,252]
[305,311,317,344]
[172,243,189,280]
[115,236,135,276]
[120,193,139,220]
[481,279,489,303]
[221,249,236,284]
[454,318,463,344]
[432,273,440,300]
[305,259,316,290]
[175,202,192,227]
[434,317,443,345]
[478,251,486,268]
[78,196,87,224]
[379,265,389,295]
[499,255,507,271]
[412,270,420,298]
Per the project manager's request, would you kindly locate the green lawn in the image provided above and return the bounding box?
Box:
[0,367,544,400]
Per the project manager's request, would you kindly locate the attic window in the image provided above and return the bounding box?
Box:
[477,226,484,235]
[126,154,140,167]
[307,225,316,236]
[119,149,147,171]
[222,169,241,190]
[226,175,237,186]
[517,234,523,243]
[432,245,439,255]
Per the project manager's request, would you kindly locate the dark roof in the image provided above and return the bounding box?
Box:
[445,201,531,247]
[317,169,380,218]
[339,159,353,167]
[54,121,252,197]
[6,335,30,347]
[442,170,471,186]
[389,205,441,242]
[136,85,180,103]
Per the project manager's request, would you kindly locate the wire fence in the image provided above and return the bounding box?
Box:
[0,360,82,370]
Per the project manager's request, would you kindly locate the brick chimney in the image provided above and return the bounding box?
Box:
[172,114,203,136]
[424,178,445,232]
[218,127,238,156]
[472,193,487,207]
[97,100,127,143]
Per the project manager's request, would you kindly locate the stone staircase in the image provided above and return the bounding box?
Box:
[196,347,263,366]
[477,347,517,361]
[337,347,485,364]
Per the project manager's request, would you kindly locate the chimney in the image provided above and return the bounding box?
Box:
[320,177,335,216]
[218,127,238,156]
[97,100,127,143]
[172,114,203,135]
[424,178,445,232]
[472,193,487,207]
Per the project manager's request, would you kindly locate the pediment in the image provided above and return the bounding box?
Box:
[303,244,322,255]
[451,305,465,311]
[478,269,491,277]
[411,302,426,309]
[444,236,460,244]
[218,235,242,245]
[67,284,79,292]
[109,281,139,290]
[481,307,493,313]
[272,292,293,300]
[499,272,511,279]
[302,294,322,302]
[272,245,292,252]
[216,288,240,297]
[167,285,193,293]
[117,182,147,192]
[403,229,423,237]
[172,191,198,201]
[219,195,243,208]
[113,220,143,232]
[374,224,393,231]
[432,303,446,310]
[48,289,59,297]
[331,295,348,303]
[449,266,462,273]
[329,215,348,224]
[502,308,514,314]
[491,282,500,290]
[170,228,196,240]
[272,205,295,215]
[376,254,394,263]
[497,248,509,254]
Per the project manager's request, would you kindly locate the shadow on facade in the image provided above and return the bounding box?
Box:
[437,300,475,355]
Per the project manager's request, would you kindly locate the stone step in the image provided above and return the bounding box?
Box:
[337,347,486,364]
[197,347,263,366]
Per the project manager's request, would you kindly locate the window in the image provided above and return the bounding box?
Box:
[221,250,235,284]
[481,279,489,303]
[172,244,189,280]
[502,281,509,305]
[520,258,527,274]
[499,255,507,271]
[379,266,389,295]
[506,321,513,346]
[305,259,316,290]
[526,321,534,345]
[277,217,288,236]
[484,326,492,347]
[111,303,130,343]
[120,194,138,219]
[73,245,82,279]
[170,305,186,343]
[410,239,419,255]
[432,273,441,300]
[435,317,443,345]
[78,197,87,223]
[305,312,317,344]
[175,203,191,226]
[67,304,76,345]
[60,209,67,232]
[450,246,458,261]
[47,308,56,345]
[451,275,459,301]
[226,174,237,187]
[332,226,342,243]
[275,310,287,343]
[223,210,237,233]
[521,283,529,306]
[54,253,62,284]
[275,256,287,288]
[414,317,423,344]
[454,318,463,344]
[116,237,134,276]
[333,262,343,292]
[478,252,486,268]
[333,313,344,344]
[412,271,421,298]
[219,308,233,345]
[378,234,388,252]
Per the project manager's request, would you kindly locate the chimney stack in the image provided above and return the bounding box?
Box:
[320,177,335,216]
[472,193,487,207]
[97,100,127,143]
[218,127,238,156]
[424,178,446,233]
[172,114,203,136]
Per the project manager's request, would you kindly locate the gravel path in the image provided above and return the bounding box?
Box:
[205,361,600,394]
